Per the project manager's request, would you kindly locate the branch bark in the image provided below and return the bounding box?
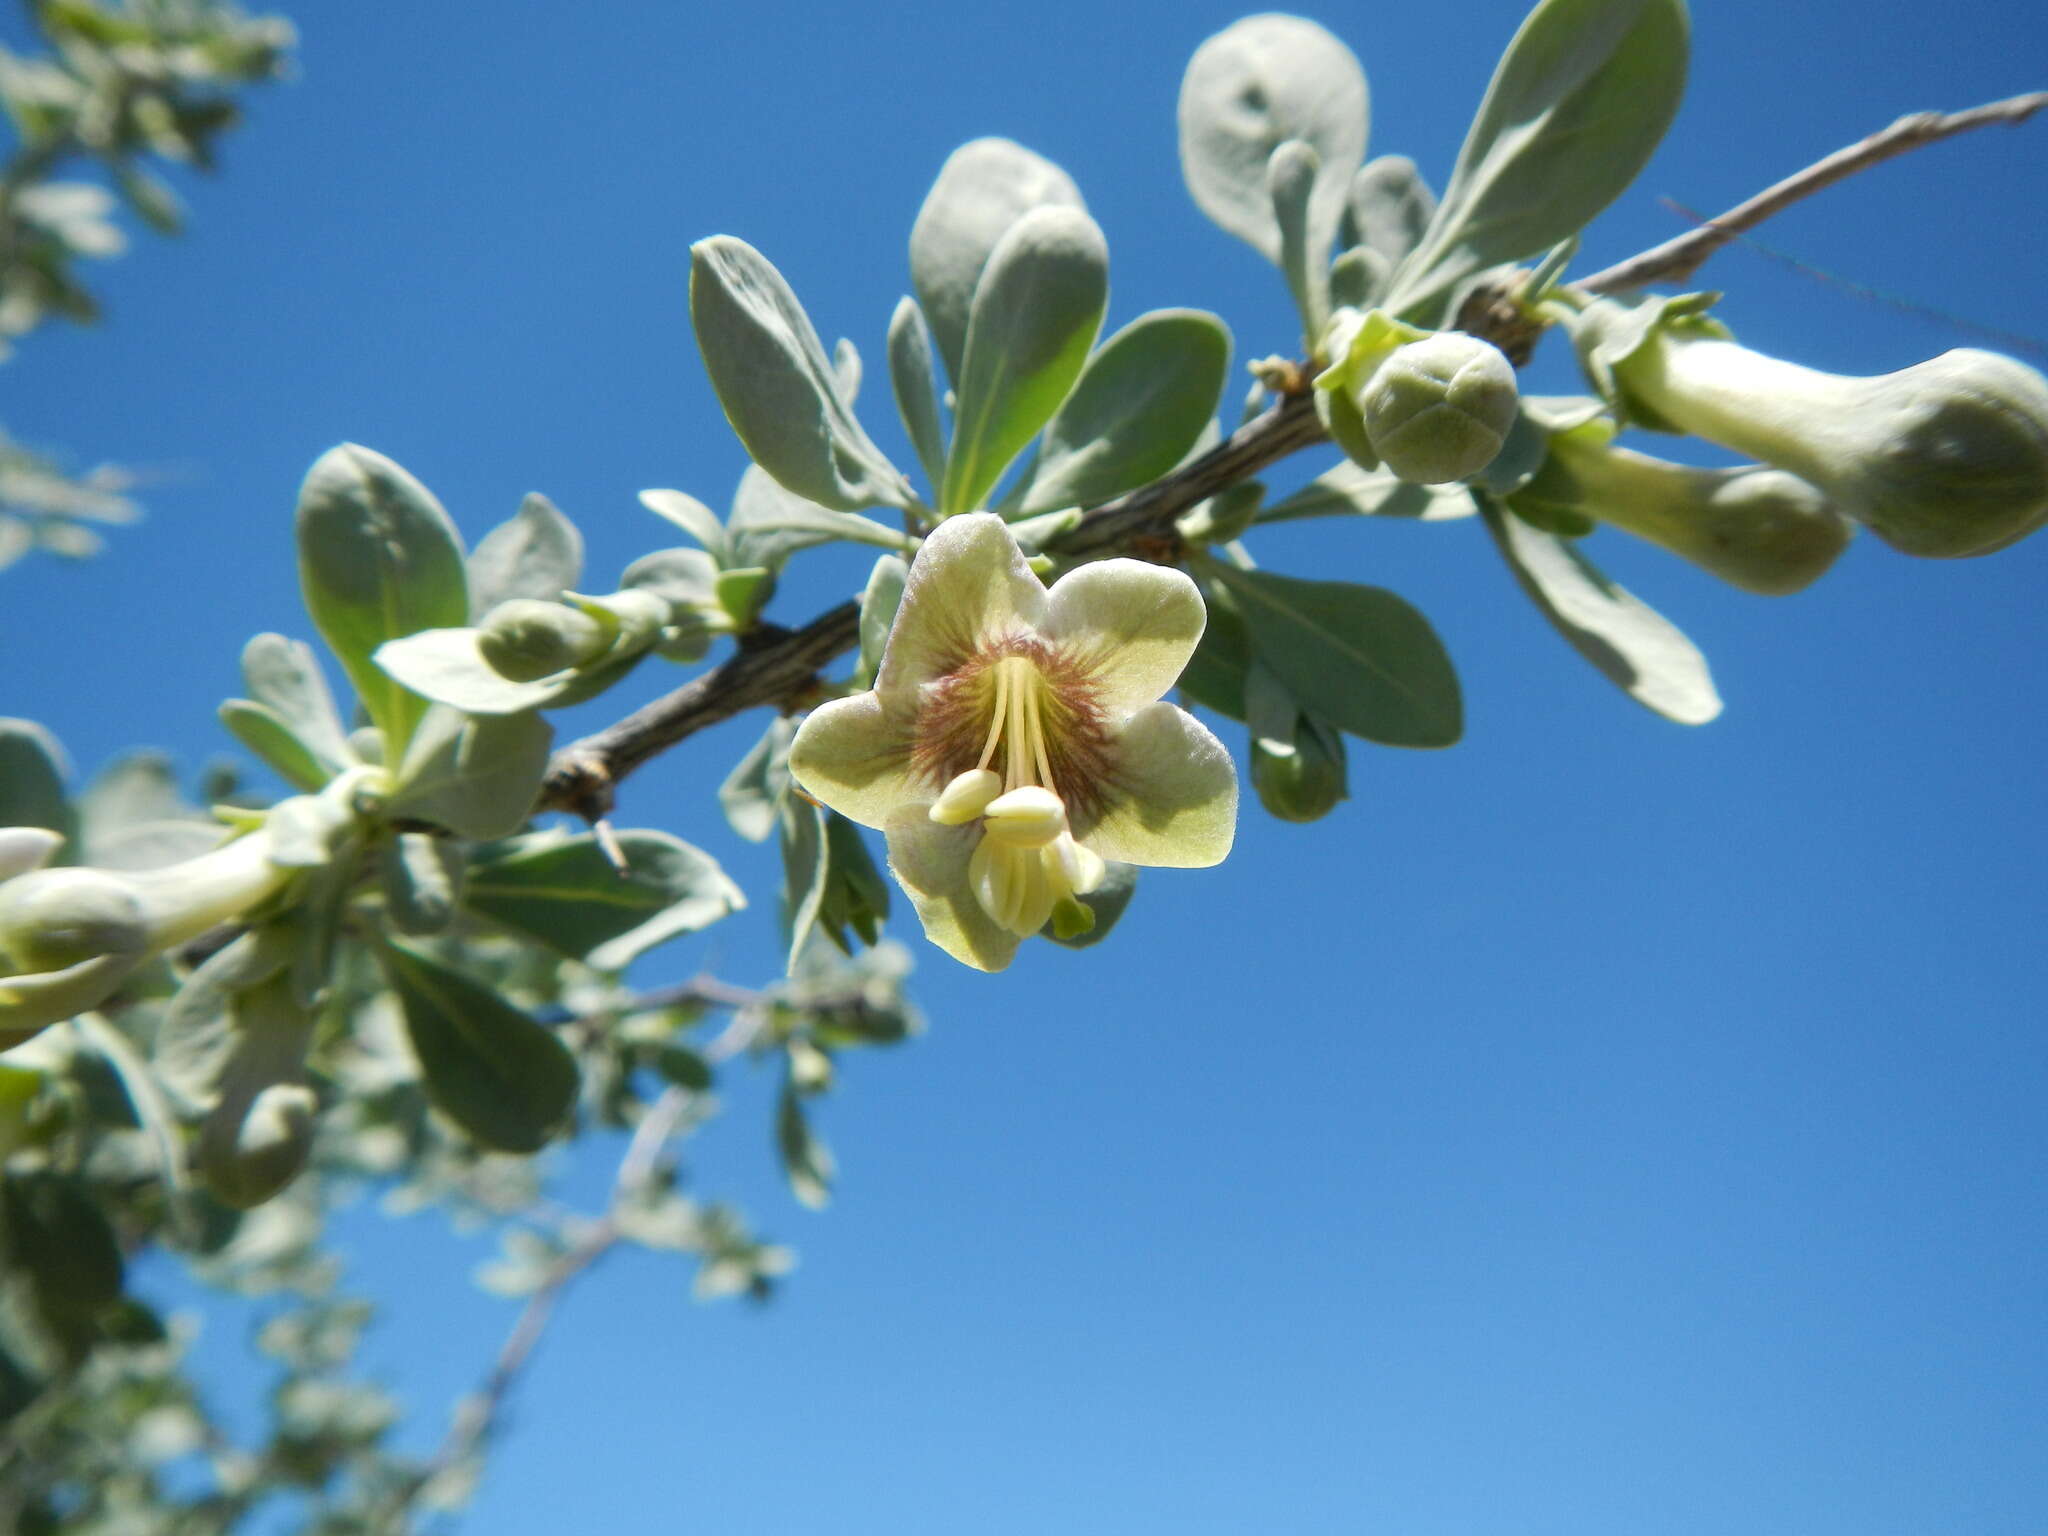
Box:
[537,92,2045,820]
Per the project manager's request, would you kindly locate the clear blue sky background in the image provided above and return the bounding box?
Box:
[6,1,2047,1531]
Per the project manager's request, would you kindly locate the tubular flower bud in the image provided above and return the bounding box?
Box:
[1356,332,1519,484]
[788,513,1237,972]
[476,598,612,681]
[1514,418,1853,596]
[0,823,298,1048]
[1579,298,2048,558]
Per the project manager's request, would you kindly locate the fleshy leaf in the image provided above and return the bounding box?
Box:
[1385,0,1689,326]
[238,634,354,778]
[1258,460,1477,524]
[689,236,910,512]
[887,296,949,491]
[1206,564,1462,747]
[1479,495,1721,724]
[640,489,731,566]
[1177,15,1368,268]
[467,492,584,618]
[941,205,1109,515]
[465,828,745,970]
[387,706,552,840]
[908,137,1087,386]
[0,718,72,840]
[720,717,796,844]
[1016,309,1231,515]
[377,939,577,1154]
[294,444,469,753]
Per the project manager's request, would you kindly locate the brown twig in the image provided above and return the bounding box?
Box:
[535,92,2045,822]
[1576,91,2048,296]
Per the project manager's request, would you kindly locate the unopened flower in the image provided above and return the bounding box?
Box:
[0,816,297,1049]
[1576,297,2048,558]
[789,513,1236,971]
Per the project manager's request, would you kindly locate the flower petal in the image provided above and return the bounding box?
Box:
[875,513,1049,708]
[1043,557,1207,715]
[1076,701,1237,867]
[787,693,921,832]
[884,808,1023,972]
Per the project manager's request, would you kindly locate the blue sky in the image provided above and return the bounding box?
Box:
[6,1,2047,1531]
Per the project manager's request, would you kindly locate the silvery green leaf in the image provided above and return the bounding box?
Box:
[832,337,862,402]
[388,705,552,840]
[689,237,911,512]
[1175,578,1253,721]
[373,629,569,715]
[219,700,340,792]
[1178,15,1368,268]
[856,554,908,689]
[776,1079,834,1209]
[466,493,583,618]
[154,926,293,1112]
[1207,563,1462,747]
[464,828,745,969]
[0,517,31,571]
[0,717,73,841]
[87,820,224,874]
[377,939,577,1154]
[941,205,1108,515]
[1471,406,1553,496]
[728,463,890,570]
[380,832,465,935]
[294,444,469,754]
[887,296,949,490]
[1268,140,1329,336]
[720,716,796,843]
[621,546,721,611]
[238,634,353,779]
[816,812,889,952]
[1385,0,1689,327]
[909,137,1087,386]
[1329,245,1388,312]
[639,489,731,566]
[1479,495,1721,724]
[1344,155,1437,265]
[778,798,830,972]
[1259,460,1476,524]
[1016,309,1232,515]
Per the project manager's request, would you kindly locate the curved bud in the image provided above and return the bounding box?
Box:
[1355,333,1519,484]
[476,598,612,682]
[0,953,143,1048]
[1517,427,1853,596]
[200,1081,317,1209]
[124,829,296,952]
[1595,312,2048,558]
[0,867,150,973]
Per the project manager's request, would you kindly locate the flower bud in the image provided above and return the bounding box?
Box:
[0,827,63,882]
[476,598,611,682]
[1515,427,1852,596]
[201,1081,318,1209]
[1588,301,2048,558]
[1356,333,1519,484]
[0,867,149,972]
[1251,720,1348,823]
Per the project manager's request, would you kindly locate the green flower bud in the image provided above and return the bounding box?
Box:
[1355,332,1519,484]
[1251,718,1348,823]
[0,867,149,972]
[1516,428,1852,596]
[1600,318,2048,558]
[476,598,611,682]
[200,1081,317,1209]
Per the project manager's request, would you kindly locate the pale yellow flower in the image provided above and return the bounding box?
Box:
[789,513,1236,971]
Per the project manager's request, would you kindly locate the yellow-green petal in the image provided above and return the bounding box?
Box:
[883,809,1023,972]
[787,693,922,832]
[1043,557,1207,715]
[1078,702,1237,867]
[874,513,1049,708]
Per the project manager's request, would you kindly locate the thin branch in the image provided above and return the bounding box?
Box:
[535,92,2045,821]
[1577,91,2048,296]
